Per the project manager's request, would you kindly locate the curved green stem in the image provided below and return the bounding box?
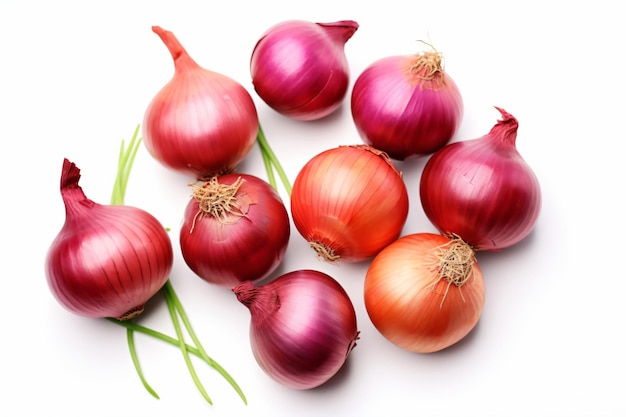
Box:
[107,318,204,356]
[111,124,141,206]
[164,281,247,405]
[127,328,159,399]
[260,142,277,191]
[256,123,292,197]
[163,288,213,405]
[109,314,247,404]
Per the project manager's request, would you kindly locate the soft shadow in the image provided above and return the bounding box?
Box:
[475,226,541,266]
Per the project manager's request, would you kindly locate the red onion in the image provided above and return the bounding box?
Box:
[233,270,360,390]
[179,173,290,288]
[250,20,359,121]
[351,46,463,160]
[143,26,258,179]
[45,159,173,320]
[420,107,542,250]
[290,145,409,262]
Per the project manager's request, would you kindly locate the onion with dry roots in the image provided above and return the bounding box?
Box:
[179,173,290,288]
[351,43,463,160]
[364,233,485,353]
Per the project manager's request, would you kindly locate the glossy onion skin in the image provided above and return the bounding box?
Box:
[143,26,258,179]
[250,20,358,121]
[179,174,290,288]
[419,108,541,250]
[234,270,359,389]
[351,54,463,160]
[46,159,173,320]
[290,145,409,262]
[364,233,485,353]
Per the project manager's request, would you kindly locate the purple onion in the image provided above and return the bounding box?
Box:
[45,159,173,320]
[351,49,463,160]
[250,20,359,121]
[233,270,360,389]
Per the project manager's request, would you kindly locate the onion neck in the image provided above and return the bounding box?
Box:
[489,106,519,147]
[60,158,96,217]
[316,20,359,44]
[152,25,199,72]
[233,281,280,319]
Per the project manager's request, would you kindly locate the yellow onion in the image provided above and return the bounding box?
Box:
[364,233,485,353]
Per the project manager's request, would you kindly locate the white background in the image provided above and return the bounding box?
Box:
[2,1,624,416]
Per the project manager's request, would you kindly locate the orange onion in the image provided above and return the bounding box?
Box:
[290,145,409,263]
[364,233,485,353]
[143,26,258,179]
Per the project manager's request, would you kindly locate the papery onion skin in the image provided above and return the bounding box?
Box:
[233,270,359,390]
[45,159,173,320]
[143,26,258,179]
[420,107,542,251]
[290,145,409,262]
[364,233,485,353]
[179,173,290,288]
[351,52,463,160]
[250,20,358,121]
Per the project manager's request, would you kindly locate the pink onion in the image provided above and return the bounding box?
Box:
[143,26,258,179]
[233,270,360,390]
[351,47,463,160]
[420,107,542,250]
[250,20,359,121]
[45,159,173,320]
[179,173,290,288]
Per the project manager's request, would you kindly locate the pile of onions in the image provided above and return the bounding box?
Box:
[179,173,290,288]
[250,20,359,121]
[290,145,409,262]
[143,26,258,179]
[233,270,359,389]
[45,159,173,320]
[420,107,542,250]
[351,45,463,160]
[364,233,485,353]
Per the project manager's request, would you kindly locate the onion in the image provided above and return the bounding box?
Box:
[143,26,258,179]
[290,145,409,262]
[179,173,290,288]
[420,107,542,250]
[233,270,360,389]
[45,159,173,320]
[351,45,463,160]
[364,233,485,353]
[250,20,359,121]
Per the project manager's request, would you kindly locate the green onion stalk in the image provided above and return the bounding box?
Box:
[256,123,292,196]
[106,125,246,406]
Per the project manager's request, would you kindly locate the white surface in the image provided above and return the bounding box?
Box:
[2,1,624,416]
